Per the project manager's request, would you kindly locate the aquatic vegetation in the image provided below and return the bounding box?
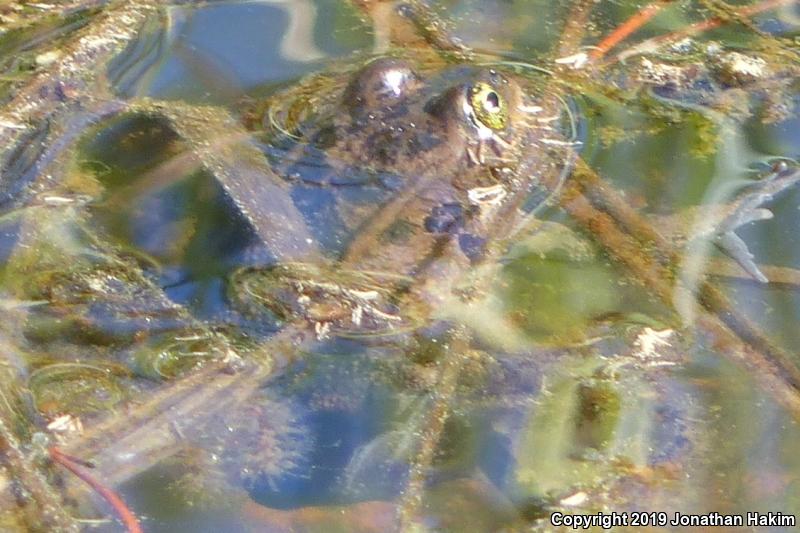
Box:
[28,361,128,416]
[229,263,425,337]
[224,393,312,491]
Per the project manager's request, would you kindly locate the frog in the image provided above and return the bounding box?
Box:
[53,58,582,515]
[265,57,572,210]
[236,56,577,333]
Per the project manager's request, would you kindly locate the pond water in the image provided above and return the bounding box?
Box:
[0,0,799,531]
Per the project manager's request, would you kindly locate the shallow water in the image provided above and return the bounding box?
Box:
[1,0,799,531]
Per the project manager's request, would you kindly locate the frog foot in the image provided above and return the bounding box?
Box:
[713,162,800,283]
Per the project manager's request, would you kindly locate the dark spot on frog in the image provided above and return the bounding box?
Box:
[38,80,69,102]
[367,130,403,166]
[311,123,337,150]
[381,219,417,245]
[407,130,445,154]
[424,203,465,234]
[458,233,486,262]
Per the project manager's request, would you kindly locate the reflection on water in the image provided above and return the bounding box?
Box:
[0,0,799,531]
[109,0,372,102]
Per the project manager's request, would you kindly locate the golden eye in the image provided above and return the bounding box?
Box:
[468,82,507,131]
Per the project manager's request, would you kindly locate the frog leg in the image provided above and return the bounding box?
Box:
[488,133,511,157]
[711,164,800,283]
[466,133,512,165]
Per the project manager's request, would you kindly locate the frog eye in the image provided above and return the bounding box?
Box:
[468,82,508,131]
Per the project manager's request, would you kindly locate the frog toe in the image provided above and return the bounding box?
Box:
[718,206,773,235]
[716,231,769,284]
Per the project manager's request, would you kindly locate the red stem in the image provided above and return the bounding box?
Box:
[50,447,143,533]
[590,1,671,60]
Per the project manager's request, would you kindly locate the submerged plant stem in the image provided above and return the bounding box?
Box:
[612,0,795,63]
[590,0,673,61]
[398,328,471,529]
[50,447,142,533]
